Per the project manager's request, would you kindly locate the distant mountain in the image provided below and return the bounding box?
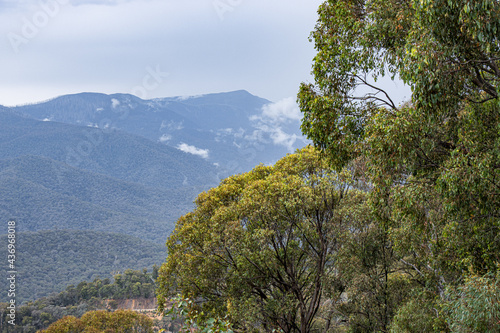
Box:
[0,110,220,189]
[0,155,198,243]
[0,90,308,309]
[0,230,166,303]
[9,90,308,174]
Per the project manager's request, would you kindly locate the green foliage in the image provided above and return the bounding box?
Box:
[390,290,448,333]
[164,296,233,333]
[299,0,500,167]
[298,0,500,331]
[407,0,500,109]
[443,272,500,332]
[0,230,165,303]
[158,146,369,332]
[39,309,154,333]
[335,223,410,332]
[0,268,159,332]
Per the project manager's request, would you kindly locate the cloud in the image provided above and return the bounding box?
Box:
[269,128,300,151]
[177,143,209,159]
[159,134,171,143]
[246,123,301,152]
[175,94,205,101]
[111,98,120,108]
[246,97,308,152]
[160,120,183,131]
[260,97,302,123]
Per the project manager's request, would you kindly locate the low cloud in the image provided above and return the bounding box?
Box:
[175,94,205,101]
[247,123,300,152]
[260,97,302,123]
[269,128,300,151]
[111,98,120,108]
[247,97,307,152]
[160,120,183,131]
[177,143,209,159]
[159,134,171,143]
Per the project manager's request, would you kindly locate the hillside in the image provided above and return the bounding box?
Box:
[0,155,199,242]
[8,90,308,174]
[0,269,164,332]
[0,230,167,303]
[0,110,220,190]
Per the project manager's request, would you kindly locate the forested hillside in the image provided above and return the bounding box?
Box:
[156,0,500,332]
[0,269,163,333]
[9,90,306,175]
[0,110,219,190]
[0,155,199,243]
[0,230,166,303]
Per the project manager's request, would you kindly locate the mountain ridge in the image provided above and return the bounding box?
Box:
[6,90,307,174]
[0,110,219,189]
[0,154,201,242]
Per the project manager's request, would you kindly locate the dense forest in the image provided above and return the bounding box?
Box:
[155,0,500,332]
[0,230,166,303]
[0,269,160,332]
[0,110,219,244]
[0,155,203,243]
[0,109,219,192]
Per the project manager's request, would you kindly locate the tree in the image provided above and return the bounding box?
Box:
[165,296,234,333]
[321,189,412,332]
[298,0,500,330]
[299,0,500,167]
[39,310,154,333]
[157,146,365,333]
[443,272,500,332]
[38,315,83,333]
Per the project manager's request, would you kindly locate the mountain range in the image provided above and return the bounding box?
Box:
[0,90,308,302]
[8,90,307,174]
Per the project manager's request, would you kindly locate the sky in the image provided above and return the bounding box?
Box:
[0,0,329,106]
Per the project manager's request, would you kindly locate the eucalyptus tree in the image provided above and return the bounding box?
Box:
[298,0,500,330]
[157,147,374,332]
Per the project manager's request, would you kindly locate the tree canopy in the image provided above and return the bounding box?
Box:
[298,0,500,330]
[158,147,375,332]
[39,310,153,333]
[158,0,500,331]
[299,0,500,167]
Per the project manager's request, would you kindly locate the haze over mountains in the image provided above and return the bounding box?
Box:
[0,90,308,302]
[10,90,307,174]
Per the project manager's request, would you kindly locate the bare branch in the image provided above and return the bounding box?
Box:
[352,74,398,110]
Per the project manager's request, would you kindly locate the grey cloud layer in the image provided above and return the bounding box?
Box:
[0,0,323,106]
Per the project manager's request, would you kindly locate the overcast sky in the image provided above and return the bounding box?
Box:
[0,0,330,106]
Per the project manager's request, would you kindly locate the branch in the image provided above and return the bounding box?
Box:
[471,66,498,98]
[400,259,425,278]
[352,74,398,110]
